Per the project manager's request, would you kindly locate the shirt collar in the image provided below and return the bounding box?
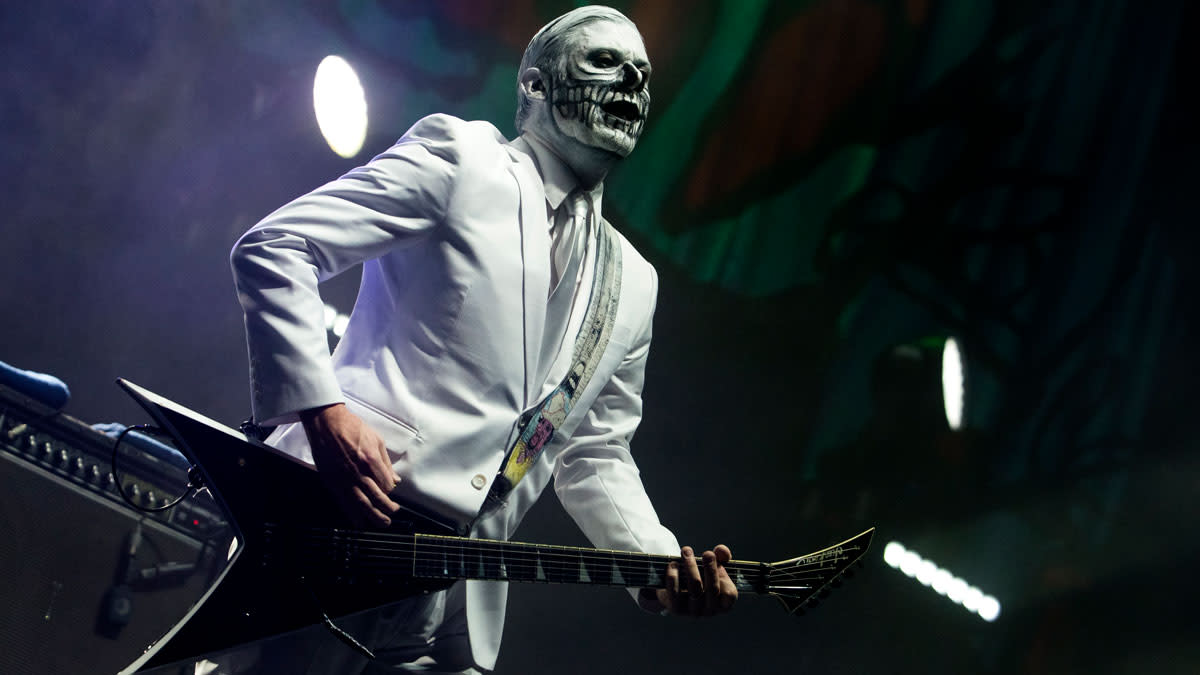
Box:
[514,133,604,213]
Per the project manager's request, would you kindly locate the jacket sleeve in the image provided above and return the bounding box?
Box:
[230,114,469,426]
[552,264,680,565]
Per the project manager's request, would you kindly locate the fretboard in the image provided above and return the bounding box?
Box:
[277,528,765,594]
[411,534,763,593]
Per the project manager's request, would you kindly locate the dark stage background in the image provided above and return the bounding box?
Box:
[1,1,1197,673]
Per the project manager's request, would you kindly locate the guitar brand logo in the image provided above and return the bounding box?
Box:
[806,546,846,565]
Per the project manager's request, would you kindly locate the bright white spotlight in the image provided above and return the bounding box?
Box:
[930,568,953,595]
[977,595,1001,622]
[332,314,351,338]
[323,303,352,339]
[945,576,968,603]
[942,337,965,430]
[961,585,984,612]
[883,541,907,567]
[313,55,368,158]
[915,560,938,587]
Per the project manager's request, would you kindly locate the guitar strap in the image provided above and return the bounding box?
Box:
[478,218,622,518]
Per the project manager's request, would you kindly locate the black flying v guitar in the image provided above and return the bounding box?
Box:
[115,379,874,673]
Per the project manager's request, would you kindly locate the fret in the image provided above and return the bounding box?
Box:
[583,552,610,585]
[454,539,466,579]
[614,553,652,588]
[609,552,625,586]
[644,563,662,588]
[482,542,501,580]
[498,543,524,581]
[537,547,577,583]
[728,563,762,593]
[412,534,441,578]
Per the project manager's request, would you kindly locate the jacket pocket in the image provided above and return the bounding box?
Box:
[342,391,422,460]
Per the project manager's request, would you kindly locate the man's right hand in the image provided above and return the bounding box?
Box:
[299,403,403,528]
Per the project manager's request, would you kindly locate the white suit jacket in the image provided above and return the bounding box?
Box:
[230,114,678,669]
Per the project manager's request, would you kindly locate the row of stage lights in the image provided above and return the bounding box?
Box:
[883,541,1001,622]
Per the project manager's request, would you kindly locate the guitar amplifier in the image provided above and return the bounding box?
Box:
[0,383,233,675]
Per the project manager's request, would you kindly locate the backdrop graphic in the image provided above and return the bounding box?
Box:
[0,1,1196,673]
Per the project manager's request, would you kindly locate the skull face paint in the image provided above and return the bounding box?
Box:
[548,19,651,158]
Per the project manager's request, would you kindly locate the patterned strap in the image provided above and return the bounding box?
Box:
[480,221,623,515]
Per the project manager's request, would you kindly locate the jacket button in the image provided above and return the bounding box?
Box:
[471,474,487,490]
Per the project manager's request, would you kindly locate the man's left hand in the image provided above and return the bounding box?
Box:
[645,544,738,617]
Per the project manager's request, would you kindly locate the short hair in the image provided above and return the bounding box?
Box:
[514,5,638,133]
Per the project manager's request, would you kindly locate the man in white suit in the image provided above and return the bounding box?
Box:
[231,6,735,673]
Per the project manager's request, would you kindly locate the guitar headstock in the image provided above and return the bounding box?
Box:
[766,528,874,616]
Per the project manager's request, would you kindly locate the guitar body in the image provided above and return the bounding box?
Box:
[123,384,456,671]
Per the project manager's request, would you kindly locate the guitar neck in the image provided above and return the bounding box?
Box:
[415,533,766,593]
[280,527,767,594]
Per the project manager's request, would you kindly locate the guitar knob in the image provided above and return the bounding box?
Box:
[6,422,29,440]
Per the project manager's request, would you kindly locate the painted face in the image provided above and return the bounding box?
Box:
[548,19,652,158]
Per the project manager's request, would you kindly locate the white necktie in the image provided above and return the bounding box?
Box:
[550,191,589,291]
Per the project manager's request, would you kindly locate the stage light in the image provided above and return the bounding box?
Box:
[323,303,351,339]
[977,595,1001,622]
[941,337,965,430]
[313,55,368,158]
[883,541,1000,622]
[332,314,350,338]
[883,541,906,566]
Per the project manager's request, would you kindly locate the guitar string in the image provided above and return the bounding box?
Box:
[283,527,867,572]
[280,529,863,581]
[267,530,855,588]
[287,556,842,594]
[289,530,855,580]
[287,547,842,588]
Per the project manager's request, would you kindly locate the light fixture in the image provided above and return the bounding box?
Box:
[883,541,1000,622]
[313,55,368,158]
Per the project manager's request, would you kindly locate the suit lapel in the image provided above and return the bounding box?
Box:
[504,145,549,407]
